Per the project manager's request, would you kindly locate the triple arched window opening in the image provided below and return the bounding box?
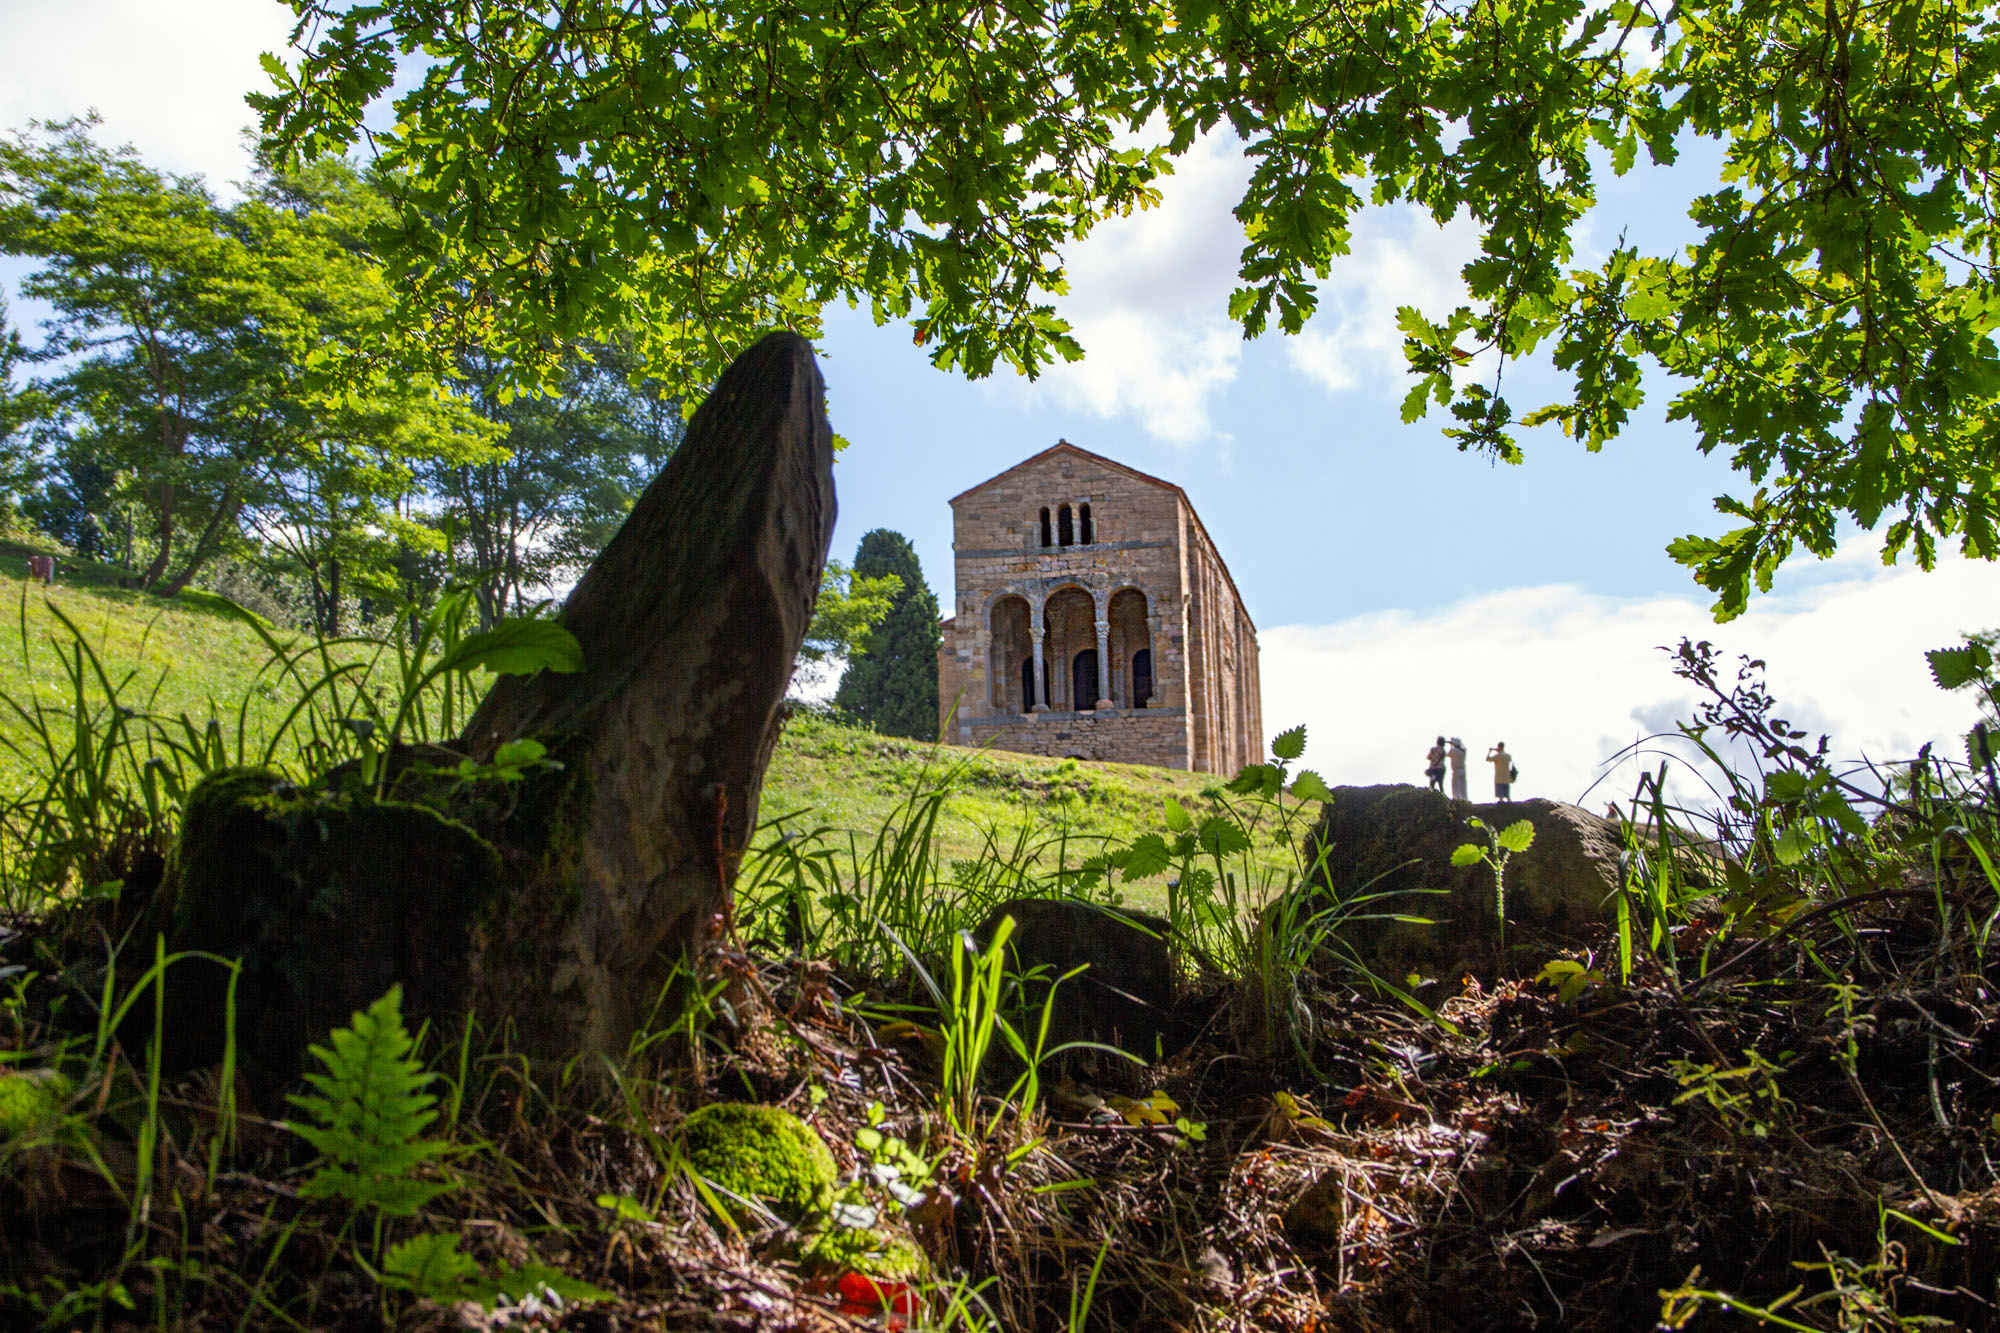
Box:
[1038,503,1094,549]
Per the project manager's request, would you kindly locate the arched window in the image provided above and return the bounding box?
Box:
[1058,504,1074,546]
[1020,656,1036,712]
[1079,503,1094,544]
[1039,508,1052,548]
[1132,649,1153,708]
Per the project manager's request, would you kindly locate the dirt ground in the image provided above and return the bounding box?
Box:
[6,893,2000,1332]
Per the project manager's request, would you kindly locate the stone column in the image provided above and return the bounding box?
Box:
[1094,618,1114,710]
[1145,613,1164,707]
[1029,627,1048,712]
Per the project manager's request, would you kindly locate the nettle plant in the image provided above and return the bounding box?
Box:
[1453,816,1536,952]
[1072,726,1430,1064]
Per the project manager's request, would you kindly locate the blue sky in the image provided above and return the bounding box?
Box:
[6,0,1998,806]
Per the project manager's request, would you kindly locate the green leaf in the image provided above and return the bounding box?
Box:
[1773,824,1813,866]
[492,738,547,768]
[1534,959,1601,1002]
[1451,843,1485,868]
[287,985,454,1218]
[1224,763,1272,795]
[1289,769,1335,804]
[495,1264,614,1305]
[1271,725,1306,762]
[1764,770,1810,803]
[436,618,583,678]
[380,1232,482,1303]
[1197,817,1253,859]
[1927,644,1991,691]
[1496,820,1536,854]
[595,1192,657,1222]
[1162,796,1191,833]
[1120,833,1173,881]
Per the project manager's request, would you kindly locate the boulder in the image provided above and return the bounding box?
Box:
[973,898,1175,1060]
[1301,784,1623,981]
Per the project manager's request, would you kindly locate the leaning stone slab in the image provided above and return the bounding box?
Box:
[150,332,836,1093]
[1300,784,1624,982]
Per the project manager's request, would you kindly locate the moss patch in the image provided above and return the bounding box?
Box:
[801,1226,928,1280]
[0,1070,75,1141]
[681,1103,837,1224]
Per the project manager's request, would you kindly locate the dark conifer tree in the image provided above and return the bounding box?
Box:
[834,528,940,739]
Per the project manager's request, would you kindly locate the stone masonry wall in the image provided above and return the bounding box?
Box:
[936,621,966,736]
[960,707,1193,768]
[1182,513,1263,775]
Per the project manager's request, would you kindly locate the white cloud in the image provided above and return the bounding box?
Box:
[1260,552,2000,812]
[1285,205,1486,396]
[1011,129,1254,446]
[0,0,295,195]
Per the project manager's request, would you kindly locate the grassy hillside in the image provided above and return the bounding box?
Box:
[0,538,313,800]
[0,538,1257,907]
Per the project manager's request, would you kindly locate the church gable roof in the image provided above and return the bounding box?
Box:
[947,440,1184,506]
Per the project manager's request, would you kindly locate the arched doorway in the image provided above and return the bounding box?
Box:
[1072,650,1099,711]
[1132,649,1153,709]
[1041,586,1095,710]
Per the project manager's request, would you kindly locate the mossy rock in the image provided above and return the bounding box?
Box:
[0,1069,75,1142]
[148,767,503,1096]
[802,1226,928,1280]
[681,1102,837,1224]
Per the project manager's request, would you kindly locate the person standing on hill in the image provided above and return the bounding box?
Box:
[1487,741,1515,801]
[1425,737,1447,792]
[1448,737,1469,802]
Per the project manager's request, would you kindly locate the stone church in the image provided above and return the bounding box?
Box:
[936,441,1262,773]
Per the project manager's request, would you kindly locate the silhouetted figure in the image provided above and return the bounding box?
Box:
[1487,741,1515,801]
[1425,736,1446,792]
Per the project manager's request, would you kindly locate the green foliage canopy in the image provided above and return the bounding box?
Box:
[259,0,2000,618]
[438,341,683,625]
[0,295,39,513]
[0,122,494,615]
[835,528,942,740]
[799,559,901,677]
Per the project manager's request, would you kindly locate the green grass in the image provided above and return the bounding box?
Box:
[0,538,308,800]
[765,717,1235,876]
[0,538,1261,914]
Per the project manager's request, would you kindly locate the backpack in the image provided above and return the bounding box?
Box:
[1510,764,1520,782]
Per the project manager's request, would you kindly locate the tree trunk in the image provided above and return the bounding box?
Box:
[150,332,836,1091]
[325,557,341,636]
[156,488,240,599]
[138,480,175,590]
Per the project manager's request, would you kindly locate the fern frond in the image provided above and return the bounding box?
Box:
[288,985,454,1217]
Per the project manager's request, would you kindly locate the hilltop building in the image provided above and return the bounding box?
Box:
[936,441,1261,773]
